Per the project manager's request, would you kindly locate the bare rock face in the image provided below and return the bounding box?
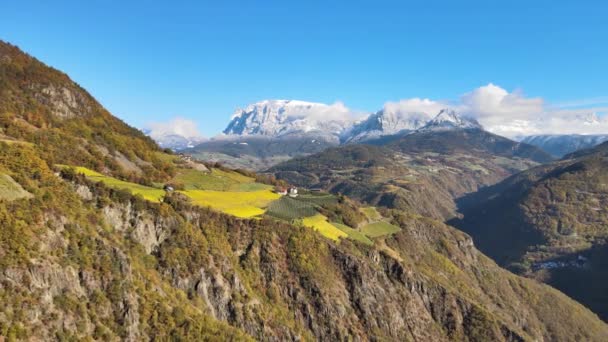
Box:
[31,84,92,119]
[101,202,173,254]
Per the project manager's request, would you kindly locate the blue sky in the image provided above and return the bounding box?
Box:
[1,0,607,136]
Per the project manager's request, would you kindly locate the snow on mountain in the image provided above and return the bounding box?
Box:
[520,134,608,157]
[420,109,482,131]
[220,101,489,145]
[344,107,431,142]
[144,129,206,150]
[222,100,355,142]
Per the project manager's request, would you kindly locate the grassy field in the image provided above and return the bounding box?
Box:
[361,207,382,221]
[153,152,179,163]
[300,214,348,241]
[295,193,338,206]
[181,189,280,218]
[67,166,278,218]
[71,166,166,201]
[266,196,318,220]
[173,168,270,192]
[0,174,33,201]
[360,221,401,238]
[332,222,373,246]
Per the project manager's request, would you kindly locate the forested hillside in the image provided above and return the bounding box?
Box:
[270,130,550,220]
[452,142,608,320]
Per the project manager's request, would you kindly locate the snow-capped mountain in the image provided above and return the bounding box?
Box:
[345,108,431,142]
[419,109,482,131]
[520,134,608,157]
[221,101,484,144]
[223,100,355,142]
[144,130,206,150]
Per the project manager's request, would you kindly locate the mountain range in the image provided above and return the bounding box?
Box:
[185,101,497,170]
[166,100,607,170]
[520,134,608,157]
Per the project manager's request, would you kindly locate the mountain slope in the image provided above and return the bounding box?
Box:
[344,107,430,143]
[0,41,175,184]
[1,40,607,340]
[418,108,482,131]
[521,134,608,157]
[187,135,338,170]
[270,114,552,219]
[386,128,553,164]
[188,99,353,169]
[452,141,608,320]
[223,99,351,140]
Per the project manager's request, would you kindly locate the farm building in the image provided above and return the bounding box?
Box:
[274,186,288,195]
[288,187,298,197]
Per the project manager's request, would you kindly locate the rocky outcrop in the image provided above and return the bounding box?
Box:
[32,84,92,119]
[102,202,173,254]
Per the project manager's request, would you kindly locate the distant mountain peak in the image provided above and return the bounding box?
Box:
[344,108,431,143]
[144,130,206,150]
[420,109,482,131]
[222,99,354,141]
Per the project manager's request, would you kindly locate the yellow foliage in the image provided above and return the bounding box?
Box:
[182,189,280,218]
[300,214,348,241]
[70,166,165,201]
[65,165,280,218]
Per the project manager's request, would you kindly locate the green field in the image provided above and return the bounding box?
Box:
[0,174,33,201]
[266,196,318,220]
[71,166,166,201]
[332,222,374,246]
[360,221,401,238]
[67,166,278,218]
[174,168,270,192]
[153,152,179,163]
[300,214,348,241]
[360,207,382,221]
[295,193,338,206]
[181,189,280,218]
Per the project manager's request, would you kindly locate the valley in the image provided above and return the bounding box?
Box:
[269,128,550,220]
[451,142,608,321]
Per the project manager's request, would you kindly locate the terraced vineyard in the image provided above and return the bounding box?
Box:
[174,167,269,191]
[64,164,401,240]
[266,196,318,220]
[295,193,338,206]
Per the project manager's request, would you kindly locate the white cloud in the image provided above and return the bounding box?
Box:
[383,98,446,117]
[300,101,358,123]
[460,83,544,120]
[386,83,608,137]
[459,84,608,137]
[145,117,204,139]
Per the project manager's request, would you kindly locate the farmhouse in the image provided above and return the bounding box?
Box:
[288,187,298,197]
[275,186,298,197]
[274,186,288,195]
